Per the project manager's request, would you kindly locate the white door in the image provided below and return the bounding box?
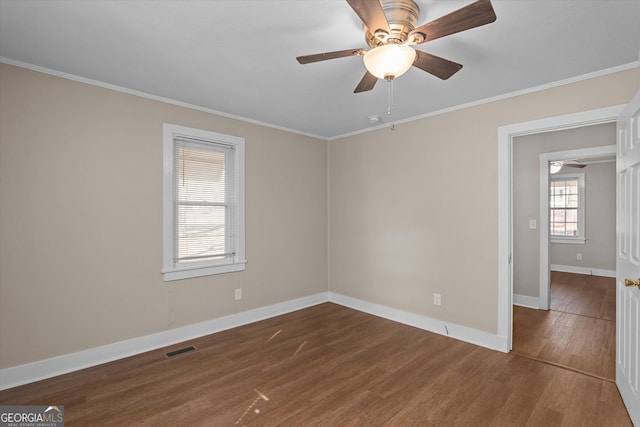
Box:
[617,89,640,426]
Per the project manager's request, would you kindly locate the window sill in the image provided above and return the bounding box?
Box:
[162,260,247,281]
[550,238,585,245]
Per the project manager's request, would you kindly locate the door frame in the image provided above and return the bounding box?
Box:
[538,145,617,310]
[496,104,625,352]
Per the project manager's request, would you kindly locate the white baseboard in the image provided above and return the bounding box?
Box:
[513,294,540,309]
[0,292,329,391]
[328,292,501,352]
[1,291,508,390]
[550,264,615,278]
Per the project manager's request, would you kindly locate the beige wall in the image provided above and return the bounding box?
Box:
[329,67,639,334]
[1,62,638,370]
[513,124,616,297]
[0,64,328,369]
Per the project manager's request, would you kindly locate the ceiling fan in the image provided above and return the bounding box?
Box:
[296,0,497,93]
[550,160,586,174]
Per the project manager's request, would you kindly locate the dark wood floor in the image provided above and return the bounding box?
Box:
[550,271,616,321]
[1,299,631,426]
[512,271,617,381]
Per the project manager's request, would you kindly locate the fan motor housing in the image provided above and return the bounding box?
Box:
[364,0,422,47]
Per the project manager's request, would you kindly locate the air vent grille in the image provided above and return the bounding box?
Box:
[164,345,198,358]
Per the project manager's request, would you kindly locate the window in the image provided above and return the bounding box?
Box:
[163,123,246,281]
[550,173,585,244]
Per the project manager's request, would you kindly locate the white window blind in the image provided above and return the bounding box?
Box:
[162,123,246,281]
[174,137,236,264]
[549,173,585,243]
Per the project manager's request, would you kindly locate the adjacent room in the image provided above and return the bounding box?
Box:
[1,0,639,425]
[511,124,618,381]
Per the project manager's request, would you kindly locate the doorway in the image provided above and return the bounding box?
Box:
[496,104,625,352]
[511,138,617,379]
[537,144,616,309]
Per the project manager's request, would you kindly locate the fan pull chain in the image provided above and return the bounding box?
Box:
[387,77,394,115]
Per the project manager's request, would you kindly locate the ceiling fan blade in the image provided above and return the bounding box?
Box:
[346,0,390,35]
[410,0,497,44]
[297,48,364,64]
[562,160,586,168]
[354,71,378,93]
[412,50,463,80]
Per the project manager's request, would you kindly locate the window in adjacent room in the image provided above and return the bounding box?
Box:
[549,173,585,244]
[162,123,246,281]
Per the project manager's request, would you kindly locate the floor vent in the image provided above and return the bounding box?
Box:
[164,345,198,359]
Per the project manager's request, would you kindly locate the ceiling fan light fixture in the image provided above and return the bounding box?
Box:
[550,161,563,174]
[363,44,416,80]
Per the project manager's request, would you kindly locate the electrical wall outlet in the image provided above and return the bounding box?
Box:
[235,288,242,300]
[433,293,441,306]
[577,253,582,261]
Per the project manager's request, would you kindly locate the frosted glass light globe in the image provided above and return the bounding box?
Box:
[363,44,416,80]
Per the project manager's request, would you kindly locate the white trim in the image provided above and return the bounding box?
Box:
[498,104,624,353]
[2,56,637,142]
[162,261,248,281]
[330,62,640,141]
[328,292,500,351]
[0,57,326,141]
[513,294,540,309]
[497,112,513,353]
[1,290,517,390]
[549,172,586,241]
[551,264,616,278]
[1,291,505,390]
[0,292,329,391]
[550,238,586,245]
[162,123,247,281]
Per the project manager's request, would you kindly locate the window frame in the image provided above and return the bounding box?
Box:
[549,172,585,245]
[162,123,246,281]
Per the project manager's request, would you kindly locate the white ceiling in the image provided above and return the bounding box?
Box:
[1,0,639,139]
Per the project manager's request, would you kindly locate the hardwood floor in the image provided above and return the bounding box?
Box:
[512,271,617,381]
[1,301,631,426]
[550,271,616,321]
